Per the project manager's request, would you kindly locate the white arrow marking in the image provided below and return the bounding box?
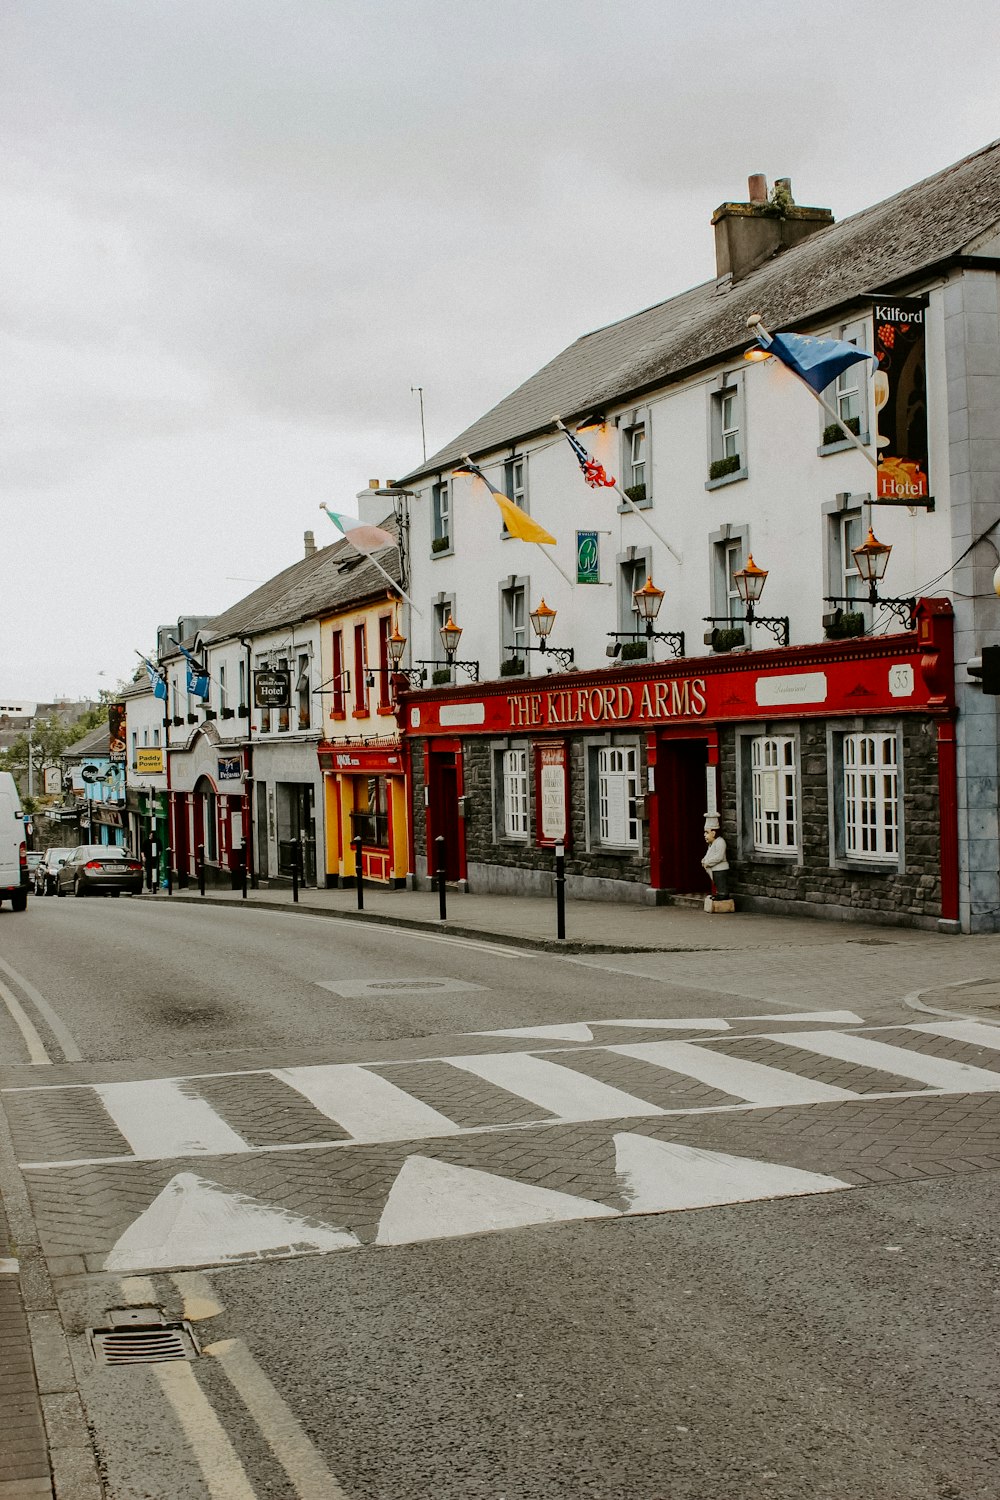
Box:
[475,1023,596,1042]
[375,1156,618,1245]
[614,1133,851,1213]
[104,1173,360,1272]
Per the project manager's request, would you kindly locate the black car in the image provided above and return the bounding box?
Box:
[55,845,145,897]
[34,847,74,896]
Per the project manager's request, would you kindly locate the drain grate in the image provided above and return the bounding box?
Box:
[91,1309,200,1366]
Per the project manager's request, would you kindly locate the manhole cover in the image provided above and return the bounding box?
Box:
[369,980,440,992]
[91,1309,199,1366]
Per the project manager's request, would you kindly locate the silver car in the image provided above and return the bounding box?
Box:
[34,847,74,896]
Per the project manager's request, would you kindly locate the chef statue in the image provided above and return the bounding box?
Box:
[701,816,730,901]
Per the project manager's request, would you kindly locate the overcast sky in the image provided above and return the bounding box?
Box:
[3,0,998,701]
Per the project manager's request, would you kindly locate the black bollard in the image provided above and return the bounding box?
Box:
[241,845,248,900]
[555,841,566,941]
[147,838,157,894]
[435,834,447,921]
[291,840,300,903]
[166,846,173,896]
[197,843,205,897]
[352,834,364,910]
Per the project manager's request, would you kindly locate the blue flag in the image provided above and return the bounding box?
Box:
[143,657,168,701]
[757,329,877,394]
[170,638,211,700]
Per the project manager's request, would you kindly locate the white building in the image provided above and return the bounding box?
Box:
[379,142,1000,932]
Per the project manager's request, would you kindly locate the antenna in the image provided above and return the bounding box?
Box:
[410,385,427,463]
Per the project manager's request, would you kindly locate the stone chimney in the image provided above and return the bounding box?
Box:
[712,176,834,285]
[304,530,317,558]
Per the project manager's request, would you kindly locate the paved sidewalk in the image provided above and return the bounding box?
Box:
[0,1196,51,1499]
[148,878,1000,952]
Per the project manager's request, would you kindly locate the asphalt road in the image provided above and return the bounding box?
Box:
[2,896,999,1500]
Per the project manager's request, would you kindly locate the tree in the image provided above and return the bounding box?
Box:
[0,716,75,800]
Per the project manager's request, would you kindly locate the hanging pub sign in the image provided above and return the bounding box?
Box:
[107,702,127,764]
[254,669,290,707]
[576,530,600,584]
[871,296,932,508]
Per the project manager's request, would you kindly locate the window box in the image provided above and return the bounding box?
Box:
[822,416,860,447]
[431,536,450,555]
[709,454,742,481]
[708,626,745,652]
[622,482,646,505]
[431,668,452,686]
[237,704,249,718]
[825,611,866,640]
[500,657,525,677]
[618,641,648,662]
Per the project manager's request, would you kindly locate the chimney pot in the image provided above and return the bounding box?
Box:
[368,478,380,489]
[775,177,793,202]
[304,530,317,558]
[748,174,767,204]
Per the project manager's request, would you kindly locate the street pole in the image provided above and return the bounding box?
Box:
[291,840,299,904]
[435,835,447,921]
[555,841,566,941]
[352,834,364,911]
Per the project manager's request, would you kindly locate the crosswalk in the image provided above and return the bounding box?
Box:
[7,1014,1000,1171]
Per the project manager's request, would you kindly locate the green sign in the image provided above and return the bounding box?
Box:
[577,530,599,584]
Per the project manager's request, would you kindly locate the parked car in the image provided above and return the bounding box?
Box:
[34,847,74,896]
[0,770,28,911]
[55,845,144,898]
[26,851,43,880]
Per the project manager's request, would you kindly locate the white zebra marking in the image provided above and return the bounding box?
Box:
[274,1063,461,1142]
[448,1051,664,1121]
[95,1080,251,1160]
[608,1041,858,1105]
[765,1030,1000,1092]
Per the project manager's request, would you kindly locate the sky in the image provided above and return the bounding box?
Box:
[3,0,998,701]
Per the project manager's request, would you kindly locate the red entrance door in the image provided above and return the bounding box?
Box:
[655,738,709,893]
[427,749,463,882]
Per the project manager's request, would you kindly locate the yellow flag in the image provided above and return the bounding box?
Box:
[489,484,557,545]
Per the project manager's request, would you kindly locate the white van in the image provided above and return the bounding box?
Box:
[0,770,29,912]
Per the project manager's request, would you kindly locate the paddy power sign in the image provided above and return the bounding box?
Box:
[872,297,929,504]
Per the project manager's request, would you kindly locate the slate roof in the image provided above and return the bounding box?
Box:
[183,515,402,653]
[402,138,1000,482]
[63,724,110,759]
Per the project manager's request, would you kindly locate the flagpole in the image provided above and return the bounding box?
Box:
[533,542,575,588]
[749,318,879,472]
[553,418,683,565]
[319,505,423,615]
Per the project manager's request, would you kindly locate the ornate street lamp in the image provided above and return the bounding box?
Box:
[507,599,575,672]
[705,553,790,646]
[607,576,684,659]
[415,614,480,683]
[824,526,915,629]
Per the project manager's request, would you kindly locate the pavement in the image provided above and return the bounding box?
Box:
[143,876,1000,960]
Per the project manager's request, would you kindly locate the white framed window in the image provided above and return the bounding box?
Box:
[153,728,160,747]
[750,736,798,852]
[820,320,870,446]
[597,745,640,848]
[617,548,649,636]
[628,426,646,489]
[504,457,526,509]
[708,373,746,482]
[843,732,898,860]
[432,480,450,549]
[723,539,744,624]
[501,748,529,839]
[432,595,457,682]
[218,663,228,712]
[501,578,528,663]
[838,511,866,605]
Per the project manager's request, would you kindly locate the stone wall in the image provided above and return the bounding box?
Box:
[718,716,942,922]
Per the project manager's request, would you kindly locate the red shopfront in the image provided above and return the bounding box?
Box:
[401,601,958,928]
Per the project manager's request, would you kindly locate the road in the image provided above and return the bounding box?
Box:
[1,896,999,1499]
